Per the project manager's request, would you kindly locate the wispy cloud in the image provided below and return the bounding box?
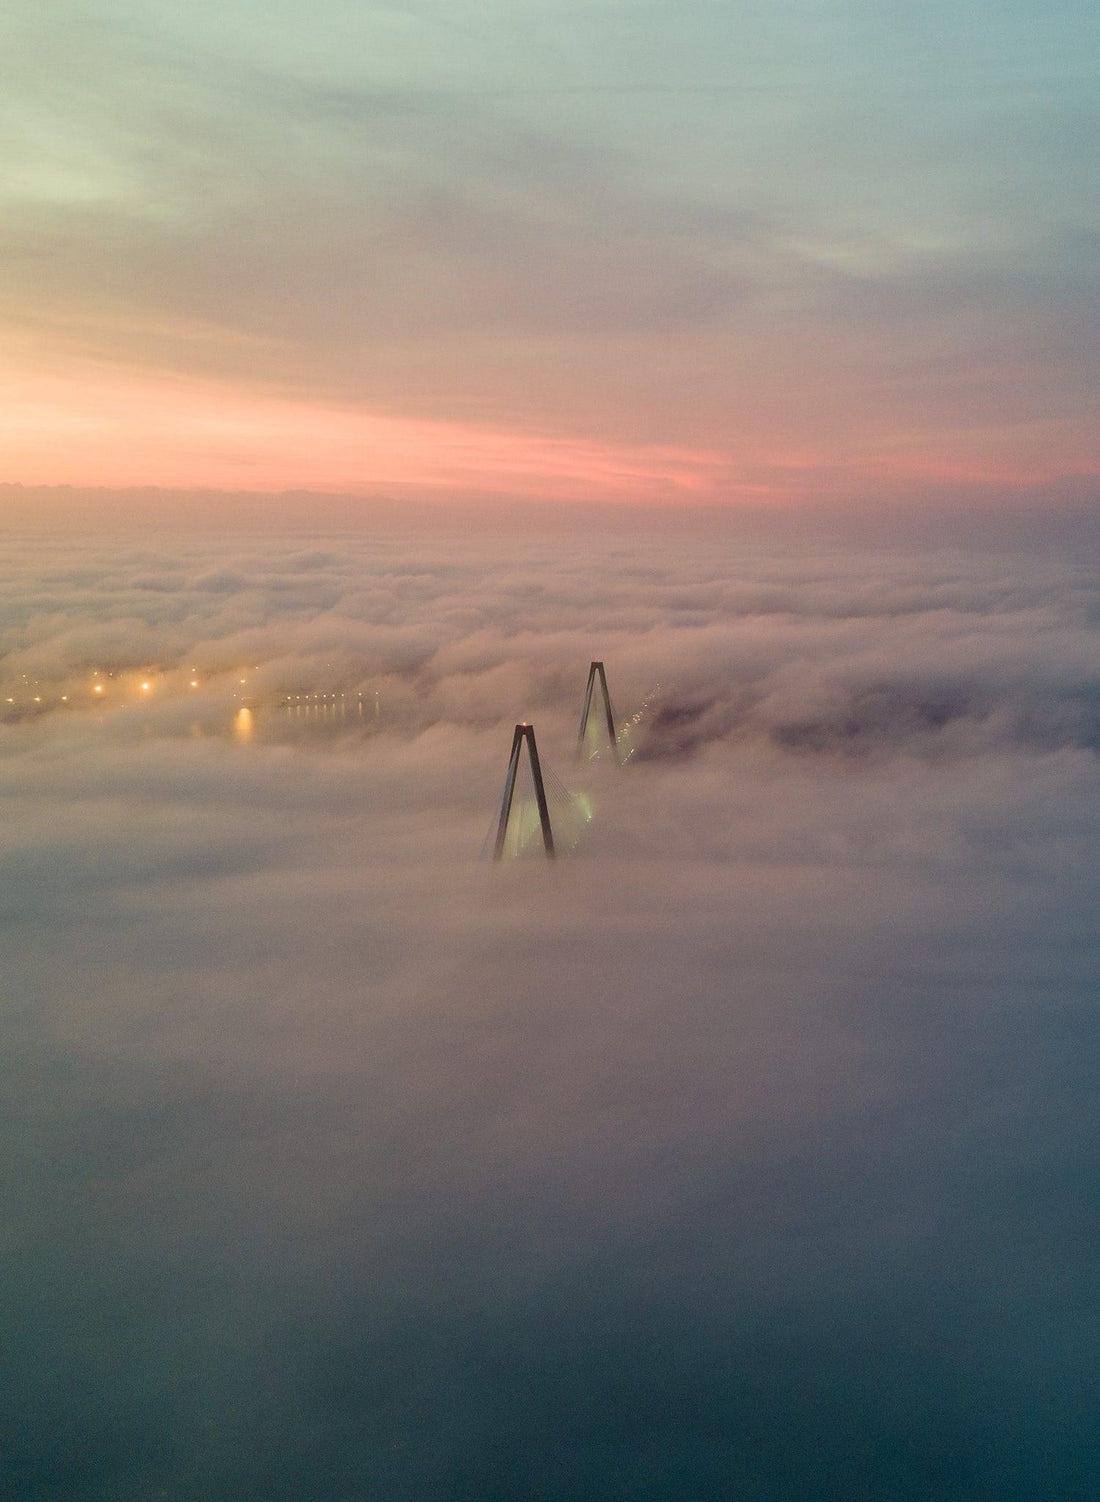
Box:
[2,0,1097,501]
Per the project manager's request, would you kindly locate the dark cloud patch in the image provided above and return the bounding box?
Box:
[637,679,1100,763]
[191,568,251,593]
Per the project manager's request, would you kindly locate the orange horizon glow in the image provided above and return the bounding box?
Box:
[2,362,731,504]
[2,360,1096,509]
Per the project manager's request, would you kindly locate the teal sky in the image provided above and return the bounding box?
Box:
[3,0,1098,503]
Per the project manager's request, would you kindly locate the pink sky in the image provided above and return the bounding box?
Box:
[3,0,1097,512]
[5,360,1095,511]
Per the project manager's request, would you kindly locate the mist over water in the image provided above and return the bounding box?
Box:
[3,522,1099,1499]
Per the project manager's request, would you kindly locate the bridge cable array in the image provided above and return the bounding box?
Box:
[489,661,636,862]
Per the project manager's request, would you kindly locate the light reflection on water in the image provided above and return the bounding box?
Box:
[1,688,386,738]
[141,695,389,746]
[229,699,380,744]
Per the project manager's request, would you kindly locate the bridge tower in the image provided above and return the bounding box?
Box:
[493,723,555,860]
[577,660,619,765]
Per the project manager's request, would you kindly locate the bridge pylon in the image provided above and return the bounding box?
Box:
[493,723,555,860]
[577,660,619,765]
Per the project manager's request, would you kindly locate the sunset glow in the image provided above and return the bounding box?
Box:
[1,0,1095,515]
[1,365,729,503]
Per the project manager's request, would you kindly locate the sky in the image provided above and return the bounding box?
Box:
[3,0,1099,508]
[2,526,1099,1497]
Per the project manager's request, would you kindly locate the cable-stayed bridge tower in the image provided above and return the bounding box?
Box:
[493,723,555,860]
[577,660,620,765]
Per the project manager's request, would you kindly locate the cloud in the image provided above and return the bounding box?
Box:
[3,1,1098,498]
[2,517,1099,1496]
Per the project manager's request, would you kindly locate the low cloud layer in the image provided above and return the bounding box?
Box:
[3,522,1099,1498]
